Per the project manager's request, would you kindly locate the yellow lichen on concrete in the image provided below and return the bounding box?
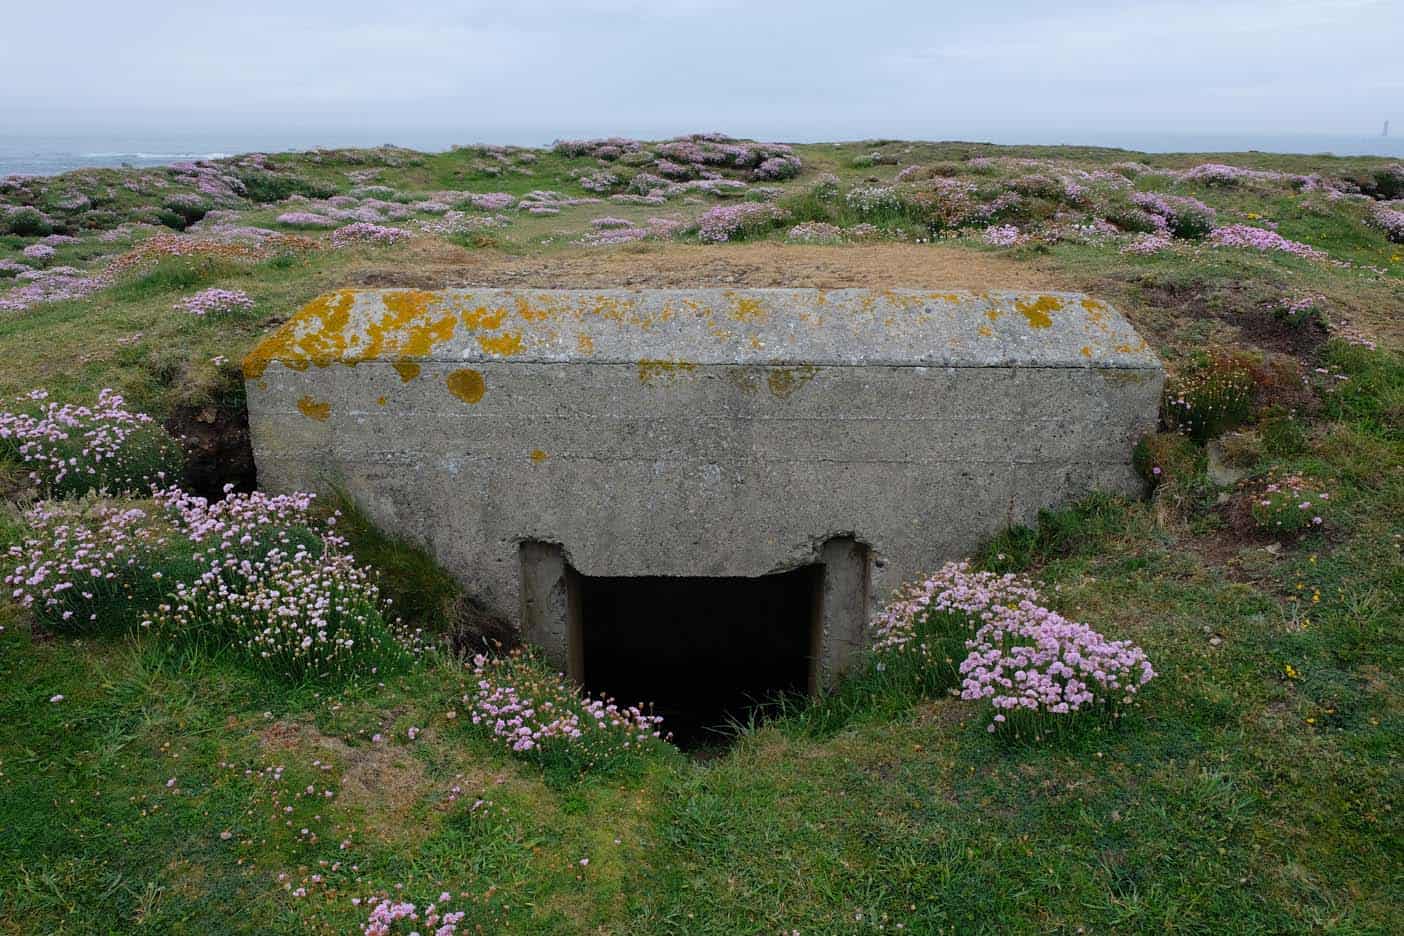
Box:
[530,449,548,463]
[296,395,331,421]
[731,296,767,323]
[243,289,356,379]
[478,332,524,356]
[638,359,697,383]
[1014,294,1064,329]
[243,289,464,379]
[393,361,421,382]
[462,304,508,331]
[576,334,595,355]
[767,365,818,399]
[445,368,485,403]
[728,369,761,395]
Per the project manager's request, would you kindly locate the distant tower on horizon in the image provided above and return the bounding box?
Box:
[1384,120,1390,137]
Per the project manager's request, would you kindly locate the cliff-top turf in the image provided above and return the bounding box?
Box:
[0,135,1400,934]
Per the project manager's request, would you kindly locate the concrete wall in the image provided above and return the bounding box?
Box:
[244,288,1163,682]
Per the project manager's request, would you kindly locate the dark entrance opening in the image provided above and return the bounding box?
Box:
[579,567,820,750]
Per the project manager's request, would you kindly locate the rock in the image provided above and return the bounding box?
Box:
[1207,439,1247,487]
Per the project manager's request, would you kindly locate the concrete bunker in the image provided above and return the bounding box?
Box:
[244,287,1163,715]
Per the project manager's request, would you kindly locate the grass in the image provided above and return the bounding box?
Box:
[0,137,1401,933]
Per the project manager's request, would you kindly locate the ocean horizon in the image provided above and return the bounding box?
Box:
[3,128,1401,178]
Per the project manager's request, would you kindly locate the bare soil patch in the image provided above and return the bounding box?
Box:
[348,241,1066,291]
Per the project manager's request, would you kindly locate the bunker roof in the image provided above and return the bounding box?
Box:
[243,288,1159,379]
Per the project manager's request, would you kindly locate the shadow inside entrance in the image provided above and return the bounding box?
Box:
[578,568,820,750]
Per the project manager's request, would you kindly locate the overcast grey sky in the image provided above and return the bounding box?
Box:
[3,0,1399,144]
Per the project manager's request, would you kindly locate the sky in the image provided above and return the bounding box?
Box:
[2,0,1400,146]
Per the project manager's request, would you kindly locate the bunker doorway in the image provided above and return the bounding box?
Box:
[578,568,821,750]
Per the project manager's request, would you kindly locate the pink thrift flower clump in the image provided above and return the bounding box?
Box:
[1207,224,1325,259]
[873,562,1040,657]
[1129,191,1216,238]
[1275,293,1326,323]
[1121,232,1173,255]
[845,185,902,215]
[981,224,1023,247]
[518,190,602,214]
[754,155,802,180]
[330,223,412,247]
[875,562,1156,734]
[1370,202,1404,243]
[275,211,337,228]
[176,288,254,317]
[960,602,1156,732]
[466,192,516,211]
[695,203,779,243]
[151,486,428,679]
[0,388,178,496]
[0,266,115,313]
[1180,163,1299,187]
[417,211,511,236]
[361,896,466,936]
[22,243,55,263]
[1249,473,1332,533]
[4,499,168,631]
[578,216,682,246]
[579,170,620,193]
[787,221,844,244]
[466,649,664,766]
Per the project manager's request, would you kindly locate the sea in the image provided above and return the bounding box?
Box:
[3,129,1401,178]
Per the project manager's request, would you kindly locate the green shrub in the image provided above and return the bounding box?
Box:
[1259,409,1310,455]
[4,207,52,236]
[1133,432,1206,488]
[1163,351,1259,441]
[236,171,337,204]
[155,208,188,231]
[1369,167,1404,200]
[161,196,210,226]
[1102,197,1163,234]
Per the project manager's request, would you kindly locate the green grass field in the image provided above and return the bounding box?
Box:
[1,137,1400,933]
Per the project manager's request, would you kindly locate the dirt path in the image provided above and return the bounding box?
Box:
[350,241,1070,291]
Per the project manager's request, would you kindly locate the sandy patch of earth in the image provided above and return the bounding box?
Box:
[351,241,1067,291]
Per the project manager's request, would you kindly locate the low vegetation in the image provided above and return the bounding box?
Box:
[0,135,1400,933]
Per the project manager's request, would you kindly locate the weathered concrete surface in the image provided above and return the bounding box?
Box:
[244,288,1163,683]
